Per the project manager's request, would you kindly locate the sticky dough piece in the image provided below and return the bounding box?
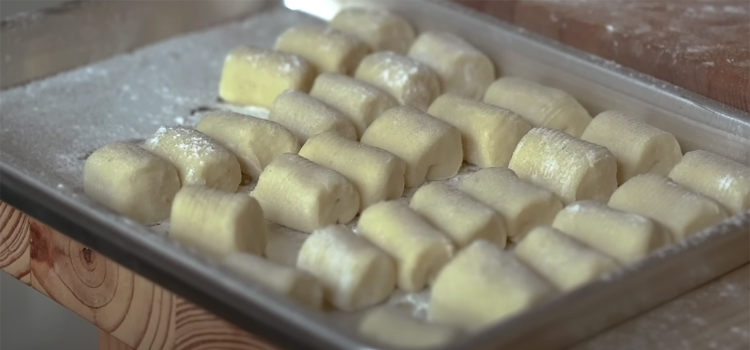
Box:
[329,8,415,54]
[275,26,370,75]
[483,77,591,137]
[354,51,441,111]
[552,201,671,264]
[223,253,323,309]
[609,174,729,241]
[429,240,556,331]
[581,111,683,184]
[195,111,299,179]
[170,186,266,258]
[299,131,406,210]
[310,73,398,138]
[357,200,454,292]
[509,127,618,204]
[515,226,619,291]
[297,225,396,311]
[84,142,180,224]
[218,46,315,108]
[669,150,750,216]
[408,31,495,100]
[359,306,460,349]
[252,153,360,232]
[410,182,507,248]
[461,167,563,242]
[428,94,532,167]
[144,126,241,191]
[268,90,357,143]
[360,106,462,187]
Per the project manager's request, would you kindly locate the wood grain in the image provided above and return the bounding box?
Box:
[0,201,31,284]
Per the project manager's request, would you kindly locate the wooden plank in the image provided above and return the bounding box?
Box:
[100,330,137,350]
[0,202,31,284]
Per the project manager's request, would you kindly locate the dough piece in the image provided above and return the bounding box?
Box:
[483,77,591,137]
[329,8,416,54]
[410,182,507,248]
[297,225,396,311]
[609,174,729,241]
[252,153,360,232]
[275,26,370,75]
[669,150,750,216]
[170,186,266,258]
[407,31,495,100]
[357,200,454,292]
[309,73,398,138]
[359,306,460,349]
[354,52,441,111]
[515,226,619,291]
[552,201,671,264]
[223,253,323,309]
[299,131,406,210]
[581,111,683,184]
[268,90,357,143]
[360,106,463,187]
[429,240,556,331]
[84,142,180,224]
[195,111,299,179]
[509,127,618,204]
[428,94,533,167]
[461,167,563,242]
[218,46,315,108]
[144,126,241,191]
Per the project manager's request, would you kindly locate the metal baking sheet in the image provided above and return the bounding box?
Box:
[1,1,748,349]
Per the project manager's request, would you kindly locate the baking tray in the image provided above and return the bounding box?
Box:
[1,0,749,349]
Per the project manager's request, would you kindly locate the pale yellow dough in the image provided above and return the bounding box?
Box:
[428,94,532,167]
[329,8,416,54]
[170,186,267,258]
[669,150,750,216]
[552,201,671,264]
[299,131,406,210]
[483,77,591,137]
[218,46,315,108]
[297,225,396,311]
[509,127,618,204]
[429,240,556,331]
[223,253,323,309]
[360,106,463,187]
[608,174,729,241]
[358,306,460,349]
[357,200,454,292]
[309,73,398,138]
[195,111,299,179]
[461,167,563,242]
[143,126,241,192]
[268,90,357,143]
[581,110,683,184]
[408,31,495,100]
[253,153,359,232]
[275,26,370,75]
[354,51,441,110]
[410,182,507,248]
[84,142,180,224]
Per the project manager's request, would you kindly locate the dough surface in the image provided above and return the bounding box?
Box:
[483,77,591,137]
[408,31,495,100]
[509,127,618,204]
[358,306,459,349]
[170,186,267,258]
[196,111,299,179]
[299,131,405,210]
[268,90,357,143]
[275,26,370,75]
[218,46,315,108]
[330,8,416,54]
[428,94,532,167]
[252,153,360,232]
[297,225,396,311]
[357,200,454,292]
[83,142,180,224]
[360,106,463,187]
